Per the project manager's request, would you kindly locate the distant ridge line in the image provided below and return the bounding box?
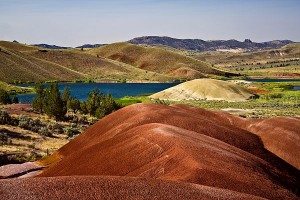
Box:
[128,36,294,51]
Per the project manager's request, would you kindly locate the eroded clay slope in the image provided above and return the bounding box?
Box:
[38,104,299,200]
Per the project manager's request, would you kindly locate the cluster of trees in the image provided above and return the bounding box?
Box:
[32,83,67,120]
[79,90,120,118]
[0,89,18,104]
[32,83,120,120]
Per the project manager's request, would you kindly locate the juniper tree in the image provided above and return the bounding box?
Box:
[67,98,81,113]
[44,83,67,120]
[62,87,71,103]
[32,84,45,113]
[0,89,12,104]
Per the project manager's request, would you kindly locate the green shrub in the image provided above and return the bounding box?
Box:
[39,127,52,137]
[85,90,120,118]
[0,110,12,125]
[67,98,81,113]
[262,93,284,100]
[11,96,19,104]
[80,102,89,114]
[18,115,50,136]
[66,127,80,138]
[0,132,10,145]
[50,123,64,134]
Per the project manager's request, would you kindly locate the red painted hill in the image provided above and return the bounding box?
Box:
[215,111,300,169]
[36,104,299,200]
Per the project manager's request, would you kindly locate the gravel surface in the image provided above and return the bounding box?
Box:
[0,176,266,200]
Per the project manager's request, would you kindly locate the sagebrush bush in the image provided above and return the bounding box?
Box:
[39,127,52,137]
[66,127,80,138]
[18,115,31,129]
[50,123,64,134]
[0,132,10,145]
[18,115,52,136]
[0,110,12,125]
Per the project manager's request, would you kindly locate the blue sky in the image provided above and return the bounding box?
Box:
[0,0,299,46]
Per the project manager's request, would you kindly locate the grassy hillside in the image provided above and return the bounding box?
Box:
[5,40,297,82]
[194,43,300,65]
[192,43,300,78]
[87,42,232,79]
[242,65,300,77]
[0,81,32,93]
[0,41,38,52]
[26,48,172,82]
[0,41,84,83]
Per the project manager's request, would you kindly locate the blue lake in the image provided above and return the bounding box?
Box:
[16,82,178,103]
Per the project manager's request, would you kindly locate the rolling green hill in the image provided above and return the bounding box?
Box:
[4,40,296,83]
[0,41,38,52]
[0,81,32,93]
[0,41,84,82]
[26,48,172,82]
[87,42,232,79]
[0,41,174,82]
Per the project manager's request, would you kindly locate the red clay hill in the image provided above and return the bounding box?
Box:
[1,104,299,200]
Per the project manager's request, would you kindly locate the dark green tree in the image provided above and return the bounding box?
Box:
[67,98,81,113]
[32,84,45,113]
[85,90,120,118]
[80,101,88,114]
[11,96,19,104]
[62,87,71,113]
[62,87,71,103]
[0,89,12,104]
[86,89,102,116]
[44,83,67,120]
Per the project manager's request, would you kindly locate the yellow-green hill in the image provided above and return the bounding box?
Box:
[26,48,172,82]
[0,41,84,82]
[0,41,173,83]
[0,41,38,52]
[0,81,32,93]
[150,78,255,102]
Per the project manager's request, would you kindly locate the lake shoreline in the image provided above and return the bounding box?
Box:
[12,79,181,85]
[15,82,179,103]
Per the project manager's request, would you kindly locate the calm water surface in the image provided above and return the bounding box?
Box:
[17,82,178,103]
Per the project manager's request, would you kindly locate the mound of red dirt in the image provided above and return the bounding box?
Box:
[1,103,299,199]
[246,117,300,169]
[0,176,265,200]
[36,104,299,200]
[215,111,300,169]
